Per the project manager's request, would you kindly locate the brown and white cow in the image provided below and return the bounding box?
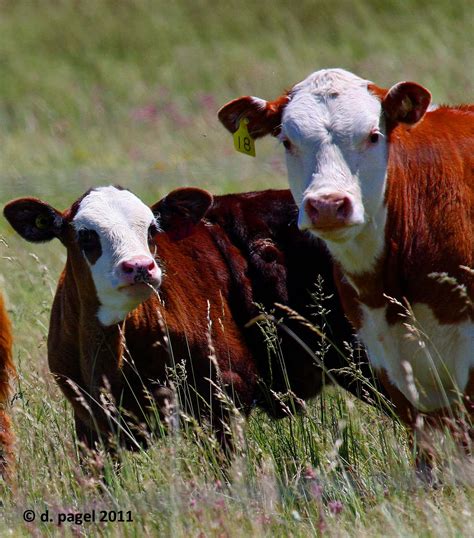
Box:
[219,68,474,460]
[4,185,383,455]
[4,186,256,453]
[0,293,15,478]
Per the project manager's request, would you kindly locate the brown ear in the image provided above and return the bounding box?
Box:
[382,81,431,124]
[152,187,213,241]
[3,198,64,243]
[218,93,290,139]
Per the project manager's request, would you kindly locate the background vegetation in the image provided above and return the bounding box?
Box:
[0,0,472,535]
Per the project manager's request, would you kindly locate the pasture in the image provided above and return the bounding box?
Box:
[0,0,473,535]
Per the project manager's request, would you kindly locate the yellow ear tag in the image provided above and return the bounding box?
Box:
[233,118,256,157]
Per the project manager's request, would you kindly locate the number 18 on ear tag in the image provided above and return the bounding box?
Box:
[233,118,256,157]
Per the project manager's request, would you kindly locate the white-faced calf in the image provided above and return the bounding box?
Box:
[5,186,258,453]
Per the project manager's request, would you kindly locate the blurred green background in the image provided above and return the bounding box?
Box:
[0,0,472,206]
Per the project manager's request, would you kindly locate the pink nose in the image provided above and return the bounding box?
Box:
[305,194,353,229]
[120,256,160,285]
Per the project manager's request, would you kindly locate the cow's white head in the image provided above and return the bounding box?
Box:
[4,186,212,325]
[71,186,163,325]
[219,68,431,271]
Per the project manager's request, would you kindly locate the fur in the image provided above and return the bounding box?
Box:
[0,293,15,479]
[218,69,474,454]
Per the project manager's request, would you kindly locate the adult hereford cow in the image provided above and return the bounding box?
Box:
[0,293,14,478]
[219,68,474,464]
[4,185,382,456]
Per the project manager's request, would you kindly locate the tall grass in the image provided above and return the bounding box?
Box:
[0,1,473,536]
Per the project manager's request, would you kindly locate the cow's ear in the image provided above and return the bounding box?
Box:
[152,188,213,241]
[382,81,431,124]
[3,198,65,243]
[218,93,290,138]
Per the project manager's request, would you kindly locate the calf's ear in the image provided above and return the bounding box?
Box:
[382,81,431,124]
[152,187,213,241]
[3,198,65,243]
[218,93,290,138]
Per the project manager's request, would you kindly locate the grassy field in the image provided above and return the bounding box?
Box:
[0,0,473,535]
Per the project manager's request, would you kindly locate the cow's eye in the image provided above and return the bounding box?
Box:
[282,138,293,151]
[77,229,101,263]
[77,229,100,252]
[148,222,159,243]
[369,130,380,144]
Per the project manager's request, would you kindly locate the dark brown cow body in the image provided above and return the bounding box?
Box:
[204,189,384,414]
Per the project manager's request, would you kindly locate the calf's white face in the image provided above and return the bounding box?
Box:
[3,186,162,327]
[72,187,162,325]
[280,69,389,250]
[5,185,214,328]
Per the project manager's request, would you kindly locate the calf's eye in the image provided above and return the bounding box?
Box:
[148,222,159,243]
[78,229,99,251]
[369,131,380,144]
[282,139,292,151]
[77,229,102,264]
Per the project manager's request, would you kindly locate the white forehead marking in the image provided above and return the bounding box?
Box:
[283,69,381,144]
[73,186,156,232]
[291,68,370,96]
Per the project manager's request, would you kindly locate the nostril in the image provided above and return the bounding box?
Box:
[121,261,135,274]
[336,197,352,219]
[147,260,156,272]
[305,198,319,217]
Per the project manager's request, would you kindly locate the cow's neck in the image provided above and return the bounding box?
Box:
[64,256,125,399]
[329,208,387,277]
[324,203,388,304]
